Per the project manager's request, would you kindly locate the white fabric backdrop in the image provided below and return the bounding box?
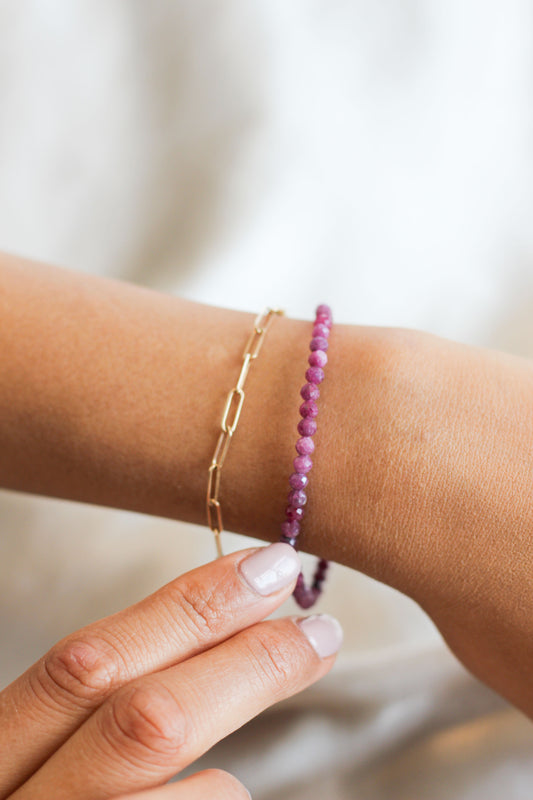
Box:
[0,2,532,797]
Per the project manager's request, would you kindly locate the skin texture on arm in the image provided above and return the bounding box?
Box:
[1,251,533,717]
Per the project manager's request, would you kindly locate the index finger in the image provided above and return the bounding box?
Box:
[0,543,301,797]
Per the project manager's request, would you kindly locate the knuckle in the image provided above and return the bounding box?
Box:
[243,627,302,696]
[166,578,225,642]
[203,769,251,799]
[36,635,123,708]
[105,681,189,766]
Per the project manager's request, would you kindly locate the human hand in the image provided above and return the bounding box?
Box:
[0,543,342,799]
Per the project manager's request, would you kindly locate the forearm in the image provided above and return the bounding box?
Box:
[0,252,343,554]
[3,251,533,715]
[0,252,283,528]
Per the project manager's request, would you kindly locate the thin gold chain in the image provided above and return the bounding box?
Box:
[207,308,284,557]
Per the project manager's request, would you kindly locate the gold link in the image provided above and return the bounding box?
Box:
[236,353,252,392]
[221,387,245,435]
[206,307,283,558]
[243,308,284,359]
[211,431,232,469]
[242,326,265,360]
[207,497,223,535]
[207,463,222,503]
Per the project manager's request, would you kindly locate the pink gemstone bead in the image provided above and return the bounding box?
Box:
[299,400,318,418]
[300,382,320,401]
[281,520,301,538]
[293,454,313,473]
[296,436,315,455]
[288,489,307,507]
[308,350,327,368]
[305,366,324,384]
[289,472,308,489]
[310,336,329,352]
[316,314,332,328]
[285,504,304,521]
[316,303,332,319]
[298,418,317,437]
[312,323,330,339]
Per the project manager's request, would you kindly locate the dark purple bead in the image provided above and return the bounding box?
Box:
[294,586,320,609]
[305,366,324,384]
[296,436,315,455]
[293,454,312,473]
[285,504,304,521]
[300,382,320,401]
[288,488,307,507]
[289,472,308,489]
[299,400,318,418]
[312,323,330,339]
[281,535,298,548]
[310,336,329,352]
[298,418,317,437]
[281,520,301,538]
[308,350,327,368]
[318,558,329,569]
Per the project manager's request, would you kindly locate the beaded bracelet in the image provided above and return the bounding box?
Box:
[280,304,332,609]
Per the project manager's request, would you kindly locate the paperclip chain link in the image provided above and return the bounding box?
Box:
[207,308,284,557]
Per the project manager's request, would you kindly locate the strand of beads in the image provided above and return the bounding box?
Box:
[280,304,332,609]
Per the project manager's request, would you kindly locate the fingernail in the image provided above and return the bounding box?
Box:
[239,543,301,596]
[297,614,343,658]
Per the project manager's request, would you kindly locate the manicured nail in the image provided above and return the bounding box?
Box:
[297,614,343,658]
[239,543,301,596]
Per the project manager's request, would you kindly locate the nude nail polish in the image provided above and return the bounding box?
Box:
[297,614,343,658]
[239,543,301,596]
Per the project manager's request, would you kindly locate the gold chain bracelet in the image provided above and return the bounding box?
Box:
[207,308,284,557]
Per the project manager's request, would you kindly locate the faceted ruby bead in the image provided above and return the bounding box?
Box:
[289,472,308,489]
[308,350,327,368]
[305,366,324,384]
[293,454,312,473]
[299,400,318,418]
[310,336,329,352]
[298,418,317,437]
[296,436,315,455]
[316,303,332,319]
[285,504,304,521]
[300,382,320,401]
[294,587,320,609]
[316,309,332,327]
[281,520,300,538]
[312,323,330,339]
[288,488,307,507]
